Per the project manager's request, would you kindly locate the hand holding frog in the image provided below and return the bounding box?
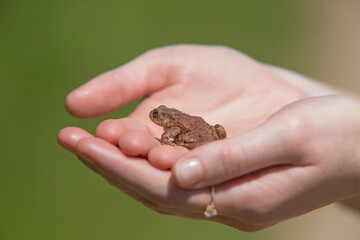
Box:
[58,45,360,231]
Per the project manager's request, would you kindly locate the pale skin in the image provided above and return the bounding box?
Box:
[58,45,360,231]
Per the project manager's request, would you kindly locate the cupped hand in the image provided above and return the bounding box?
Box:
[58,45,359,231]
[170,95,360,229]
[64,44,334,160]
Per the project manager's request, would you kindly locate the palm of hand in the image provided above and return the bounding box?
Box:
[109,46,310,139]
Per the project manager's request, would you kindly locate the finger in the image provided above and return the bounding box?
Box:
[57,127,93,154]
[74,137,220,211]
[58,127,213,217]
[118,130,160,157]
[58,128,166,211]
[59,128,257,223]
[172,119,302,189]
[74,136,171,193]
[65,47,174,118]
[96,118,147,144]
[148,145,189,170]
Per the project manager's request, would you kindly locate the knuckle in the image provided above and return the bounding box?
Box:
[284,115,309,150]
[217,146,240,178]
[75,136,94,152]
[273,110,310,153]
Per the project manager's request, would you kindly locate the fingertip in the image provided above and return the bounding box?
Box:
[148,145,189,170]
[96,119,126,144]
[74,136,122,164]
[65,89,92,118]
[57,127,93,153]
[65,83,118,119]
[118,130,160,157]
[96,118,147,144]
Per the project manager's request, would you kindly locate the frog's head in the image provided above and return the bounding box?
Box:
[149,105,174,127]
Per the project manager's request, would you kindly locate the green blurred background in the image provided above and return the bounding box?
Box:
[2,0,357,239]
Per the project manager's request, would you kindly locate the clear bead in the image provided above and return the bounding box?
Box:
[204,203,218,217]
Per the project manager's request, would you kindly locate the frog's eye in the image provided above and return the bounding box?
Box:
[152,110,159,117]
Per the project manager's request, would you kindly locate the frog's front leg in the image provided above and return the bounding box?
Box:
[161,127,181,146]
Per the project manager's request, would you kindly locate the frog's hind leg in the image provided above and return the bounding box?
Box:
[177,131,202,150]
[214,124,226,139]
[180,131,202,143]
[161,127,181,146]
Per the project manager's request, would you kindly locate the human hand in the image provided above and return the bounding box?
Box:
[58,45,355,231]
[169,95,360,229]
[63,45,334,165]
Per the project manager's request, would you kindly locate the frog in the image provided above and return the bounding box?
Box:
[149,105,226,150]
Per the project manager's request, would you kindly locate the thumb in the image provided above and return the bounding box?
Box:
[65,46,174,118]
[172,119,301,189]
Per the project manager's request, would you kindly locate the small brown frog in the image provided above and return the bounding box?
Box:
[149,105,226,150]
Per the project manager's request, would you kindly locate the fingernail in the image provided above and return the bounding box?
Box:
[176,158,203,186]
